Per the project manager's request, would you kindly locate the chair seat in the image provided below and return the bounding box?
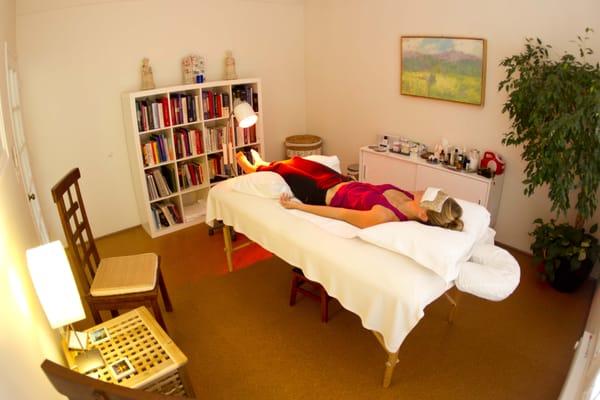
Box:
[90,253,158,297]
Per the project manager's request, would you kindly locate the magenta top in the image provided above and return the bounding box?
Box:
[329,182,414,221]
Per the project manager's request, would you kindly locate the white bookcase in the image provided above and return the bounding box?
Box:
[122,78,264,238]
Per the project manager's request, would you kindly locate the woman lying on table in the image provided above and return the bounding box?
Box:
[236,150,463,231]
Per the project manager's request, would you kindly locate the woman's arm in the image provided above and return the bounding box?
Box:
[279,193,393,228]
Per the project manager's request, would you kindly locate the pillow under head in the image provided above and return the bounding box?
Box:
[358,198,490,282]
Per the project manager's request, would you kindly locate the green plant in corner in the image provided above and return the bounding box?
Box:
[498,29,600,291]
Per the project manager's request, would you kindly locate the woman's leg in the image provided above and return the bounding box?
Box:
[236,151,270,173]
[250,149,268,166]
[236,152,258,173]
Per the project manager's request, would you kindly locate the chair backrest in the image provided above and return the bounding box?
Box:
[51,168,101,291]
[41,359,194,400]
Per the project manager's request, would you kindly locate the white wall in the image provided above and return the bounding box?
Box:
[0,0,66,398]
[304,0,600,252]
[16,0,306,240]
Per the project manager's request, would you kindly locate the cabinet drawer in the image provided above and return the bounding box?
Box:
[416,165,489,206]
[361,152,417,190]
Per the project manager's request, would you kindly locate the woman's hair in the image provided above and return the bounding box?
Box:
[426,197,464,231]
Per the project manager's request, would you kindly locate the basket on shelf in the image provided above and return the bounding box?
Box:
[285,134,322,157]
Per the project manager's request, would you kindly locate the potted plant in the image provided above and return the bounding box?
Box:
[530,219,599,291]
[498,29,600,292]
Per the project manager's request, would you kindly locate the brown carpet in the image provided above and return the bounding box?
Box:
[95,224,595,399]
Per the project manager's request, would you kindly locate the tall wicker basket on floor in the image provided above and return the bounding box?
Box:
[285,135,322,157]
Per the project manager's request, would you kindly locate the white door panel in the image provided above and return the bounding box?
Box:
[4,42,49,243]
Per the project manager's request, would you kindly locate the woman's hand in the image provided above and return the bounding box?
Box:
[279,193,297,209]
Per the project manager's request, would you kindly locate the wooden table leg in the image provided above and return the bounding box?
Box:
[444,289,462,324]
[382,351,400,388]
[373,331,400,388]
[223,225,234,273]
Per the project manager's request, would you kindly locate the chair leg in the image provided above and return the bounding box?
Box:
[157,268,173,312]
[150,298,168,333]
[320,288,329,323]
[290,274,300,306]
[90,305,102,325]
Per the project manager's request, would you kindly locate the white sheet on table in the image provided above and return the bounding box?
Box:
[206,179,450,353]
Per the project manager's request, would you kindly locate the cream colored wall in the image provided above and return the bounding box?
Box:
[304,0,600,252]
[0,0,66,398]
[16,0,306,240]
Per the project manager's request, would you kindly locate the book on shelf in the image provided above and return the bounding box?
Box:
[252,92,259,112]
[141,133,170,166]
[221,93,230,117]
[207,91,215,119]
[187,95,195,122]
[194,95,201,122]
[151,169,171,198]
[146,173,159,200]
[166,203,183,224]
[235,124,257,146]
[181,96,188,124]
[161,98,170,127]
[158,204,176,226]
[178,161,204,189]
[215,93,222,118]
[151,203,169,228]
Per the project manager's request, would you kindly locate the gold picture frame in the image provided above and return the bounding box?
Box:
[400,36,487,106]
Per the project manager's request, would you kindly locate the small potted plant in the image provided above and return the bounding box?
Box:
[530,220,599,291]
[499,29,600,292]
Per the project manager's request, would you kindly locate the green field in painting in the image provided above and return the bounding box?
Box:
[401,71,482,104]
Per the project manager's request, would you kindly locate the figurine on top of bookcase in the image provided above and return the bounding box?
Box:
[182,55,205,84]
[224,51,238,80]
[141,58,155,90]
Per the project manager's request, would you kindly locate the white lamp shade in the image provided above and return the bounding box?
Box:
[26,241,85,329]
[233,101,258,128]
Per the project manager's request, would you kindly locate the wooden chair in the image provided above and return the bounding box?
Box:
[51,168,172,331]
[41,359,196,399]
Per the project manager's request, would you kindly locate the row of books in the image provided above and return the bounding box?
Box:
[170,93,199,126]
[204,127,227,153]
[136,98,169,132]
[151,202,183,229]
[235,125,257,147]
[135,87,259,132]
[232,86,259,112]
[146,168,175,200]
[174,128,203,158]
[208,154,226,179]
[135,94,200,132]
[141,134,173,167]
[202,91,230,120]
[178,162,204,189]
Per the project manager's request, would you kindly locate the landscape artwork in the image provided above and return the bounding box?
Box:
[401,36,486,105]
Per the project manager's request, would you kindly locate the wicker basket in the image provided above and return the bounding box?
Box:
[285,134,322,157]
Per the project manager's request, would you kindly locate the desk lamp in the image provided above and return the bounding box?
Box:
[26,241,104,373]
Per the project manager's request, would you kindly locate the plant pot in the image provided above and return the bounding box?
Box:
[549,258,594,293]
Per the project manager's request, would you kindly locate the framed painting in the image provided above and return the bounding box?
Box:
[401,36,487,105]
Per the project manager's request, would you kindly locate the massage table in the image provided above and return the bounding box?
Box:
[205,178,473,388]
